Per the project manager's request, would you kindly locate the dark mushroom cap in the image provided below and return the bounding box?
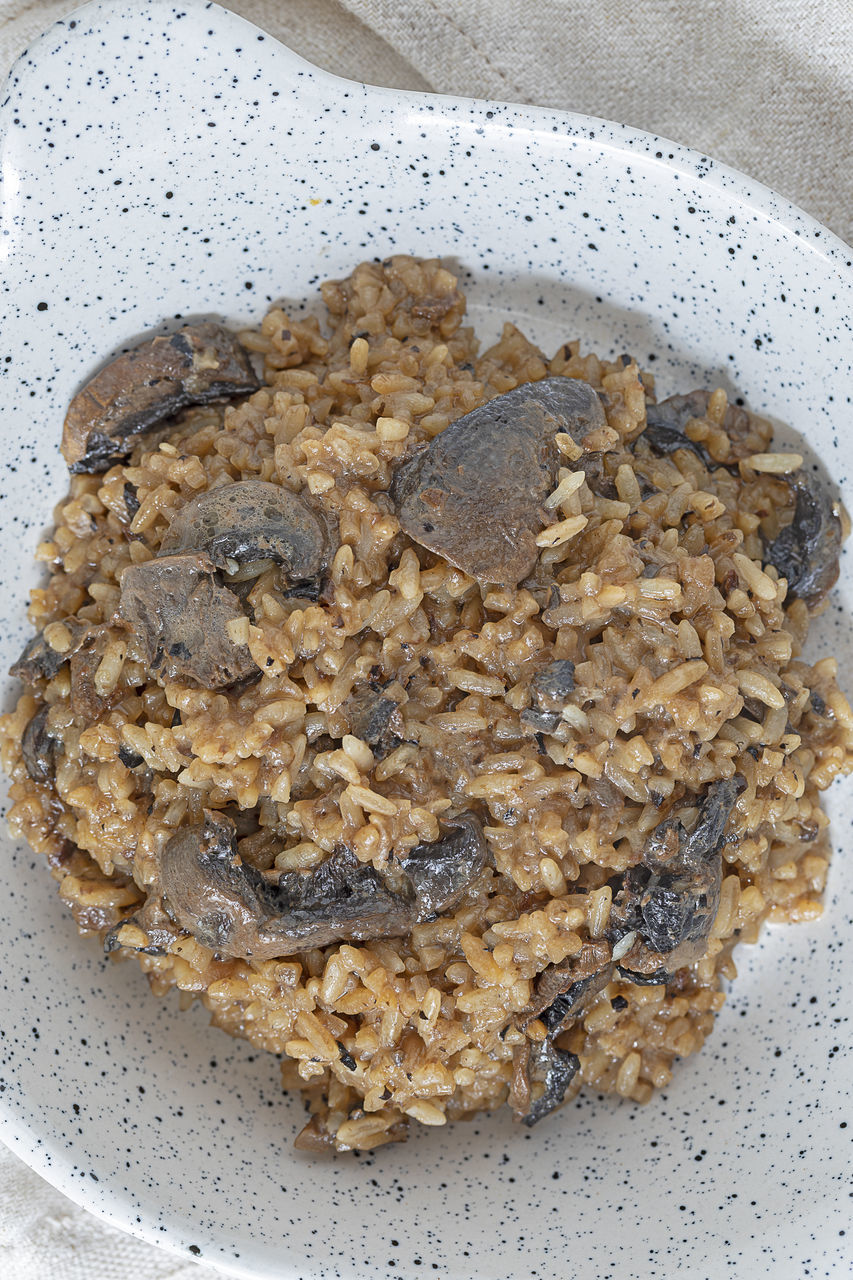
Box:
[9,619,90,685]
[640,391,717,463]
[525,938,613,1035]
[608,776,744,977]
[118,551,257,688]
[159,479,328,582]
[61,322,259,473]
[530,659,576,710]
[157,808,487,961]
[390,377,606,585]
[640,389,754,467]
[21,704,58,783]
[400,812,487,918]
[764,477,841,608]
[340,687,404,759]
[510,1038,580,1127]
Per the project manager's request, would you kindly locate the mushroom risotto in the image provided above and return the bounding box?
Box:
[2,255,852,1152]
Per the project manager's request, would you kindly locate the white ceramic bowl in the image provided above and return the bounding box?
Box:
[2,2,852,1276]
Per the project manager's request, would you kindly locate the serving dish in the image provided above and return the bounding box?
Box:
[1,1,852,1276]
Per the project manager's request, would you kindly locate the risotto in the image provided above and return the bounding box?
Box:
[2,255,852,1152]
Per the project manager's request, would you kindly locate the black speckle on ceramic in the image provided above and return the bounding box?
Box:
[1,2,852,1278]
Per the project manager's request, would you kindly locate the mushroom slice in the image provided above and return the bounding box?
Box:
[640,392,715,463]
[61,322,259,473]
[159,479,328,583]
[763,477,841,608]
[609,776,744,979]
[399,811,488,918]
[524,938,613,1035]
[520,708,561,734]
[340,687,404,759]
[69,632,118,721]
[158,809,487,961]
[641,389,754,465]
[21,704,59,783]
[11,633,68,685]
[10,619,91,685]
[118,551,257,688]
[390,377,606,585]
[103,917,177,957]
[530,659,575,710]
[519,659,577,736]
[510,1039,580,1127]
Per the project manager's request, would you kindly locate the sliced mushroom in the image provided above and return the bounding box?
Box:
[511,939,610,1127]
[62,322,259,472]
[390,377,606,585]
[341,688,404,759]
[531,659,575,709]
[11,633,66,686]
[399,812,487,918]
[763,477,841,608]
[159,480,329,585]
[524,938,613,1035]
[510,1039,580,1127]
[21,704,58,783]
[609,776,744,980]
[573,451,618,499]
[118,745,144,770]
[520,707,561,734]
[9,619,91,685]
[157,808,487,960]
[615,963,671,986]
[519,659,577,736]
[103,895,180,956]
[118,552,257,688]
[292,1118,338,1153]
[123,482,141,521]
[647,774,743,874]
[809,689,827,717]
[640,393,714,463]
[640,389,755,467]
[103,918,177,957]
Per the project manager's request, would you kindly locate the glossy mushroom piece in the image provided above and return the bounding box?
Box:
[520,658,576,734]
[155,809,487,960]
[21,704,58,783]
[509,1039,580,1129]
[511,939,612,1126]
[390,376,606,585]
[117,552,256,688]
[159,479,328,586]
[10,619,92,686]
[340,687,404,759]
[640,389,753,464]
[512,777,744,1125]
[763,478,841,608]
[609,775,745,982]
[61,322,259,472]
[525,938,614,1037]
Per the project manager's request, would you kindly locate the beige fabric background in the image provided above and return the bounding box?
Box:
[1,1,851,1277]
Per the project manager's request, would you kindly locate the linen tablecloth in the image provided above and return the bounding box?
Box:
[1,1,851,1277]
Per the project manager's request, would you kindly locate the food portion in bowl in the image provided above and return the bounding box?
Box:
[2,255,851,1152]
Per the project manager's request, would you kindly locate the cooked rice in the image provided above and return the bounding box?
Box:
[2,255,852,1152]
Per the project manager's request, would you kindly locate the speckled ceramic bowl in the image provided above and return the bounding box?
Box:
[1,2,852,1277]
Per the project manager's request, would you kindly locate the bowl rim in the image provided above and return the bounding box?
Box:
[1,0,852,1274]
[3,0,851,274]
